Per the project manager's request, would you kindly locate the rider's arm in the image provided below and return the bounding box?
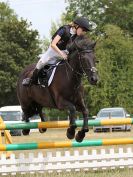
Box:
[51,30,67,60]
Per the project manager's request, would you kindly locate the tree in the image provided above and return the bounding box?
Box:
[99,0,133,36]
[0,2,41,106]
[85,25,133,114]
[65,0,133,35]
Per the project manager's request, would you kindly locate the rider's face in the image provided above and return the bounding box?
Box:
[76,27,87,36]
[72,26,77,34]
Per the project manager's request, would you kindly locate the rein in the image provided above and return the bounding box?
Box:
[65,46,97,77]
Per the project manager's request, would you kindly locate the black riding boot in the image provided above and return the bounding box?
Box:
[31,68,39,85]
[22,68,39,86]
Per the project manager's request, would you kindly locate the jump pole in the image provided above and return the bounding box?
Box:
[0,138,133,151]
[0,118,132,130]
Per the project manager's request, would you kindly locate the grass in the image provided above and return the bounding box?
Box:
[3,168,133,177]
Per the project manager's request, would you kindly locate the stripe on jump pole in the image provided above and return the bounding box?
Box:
[0,138,133,151]
[0,118,132,130]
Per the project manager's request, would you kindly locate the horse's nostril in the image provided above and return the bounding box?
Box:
[91,76,97,83]
[91,77,95,82]
[91,77,94,81]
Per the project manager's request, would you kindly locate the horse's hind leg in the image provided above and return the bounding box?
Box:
[37,106,47,133]
[22,111,30,135]
[21,104,36,135]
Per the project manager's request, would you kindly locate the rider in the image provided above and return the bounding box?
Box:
[22,17,91,86]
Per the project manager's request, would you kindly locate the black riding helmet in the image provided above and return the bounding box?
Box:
[74,17,91,31]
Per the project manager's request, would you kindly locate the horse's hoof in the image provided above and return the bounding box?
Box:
[83,127,89,133]
[39,128,47,133]
[22,129,30,136]
[66,127,75,139]
[75,131,85,142]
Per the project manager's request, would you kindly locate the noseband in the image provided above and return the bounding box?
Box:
[65,40,97,76]
[78,49,97,74]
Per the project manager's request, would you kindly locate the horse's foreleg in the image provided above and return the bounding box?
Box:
[75,108,89,142]
[66,104,77,139]
[82,108,89,131]
[57,99,77,140]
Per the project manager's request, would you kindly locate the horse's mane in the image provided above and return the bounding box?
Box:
[67,35,96,53]
[75,35,92,48]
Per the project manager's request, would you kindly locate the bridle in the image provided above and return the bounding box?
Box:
[77,49,97,75]
[65,42,97,77]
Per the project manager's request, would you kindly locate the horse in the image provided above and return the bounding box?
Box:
[17,35,98,142]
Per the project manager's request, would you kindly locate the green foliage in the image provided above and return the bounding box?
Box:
[85,25,133,115]
[0,2,41,106]
[99,0,133,35]
[44,109,68,121]
[65,0,133,35]
[41,36,50,52]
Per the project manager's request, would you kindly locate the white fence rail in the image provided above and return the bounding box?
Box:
[0,147,133,175]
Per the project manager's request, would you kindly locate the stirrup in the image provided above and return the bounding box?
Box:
[43,78,48,87]
[22,78,31,86]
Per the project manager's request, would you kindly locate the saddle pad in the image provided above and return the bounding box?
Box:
[39,61,61,87]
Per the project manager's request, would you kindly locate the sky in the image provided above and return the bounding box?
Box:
[0,0,68,39]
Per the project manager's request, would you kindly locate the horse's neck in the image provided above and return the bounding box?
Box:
[69,52,82,73]
[67,52,82,83]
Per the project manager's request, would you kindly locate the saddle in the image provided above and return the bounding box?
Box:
[38,59,64,87]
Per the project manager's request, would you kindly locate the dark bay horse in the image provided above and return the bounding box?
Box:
[17,35,98,142]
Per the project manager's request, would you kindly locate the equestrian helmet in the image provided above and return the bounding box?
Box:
[74,17,91,31]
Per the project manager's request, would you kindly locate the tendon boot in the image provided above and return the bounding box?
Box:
[22,68,39,86]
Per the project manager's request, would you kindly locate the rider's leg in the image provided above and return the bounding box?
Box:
[29,68,39,85]
[22,46,62,86]
[22,55,50,86]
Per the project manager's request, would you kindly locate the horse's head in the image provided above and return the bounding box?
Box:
[67,35,98,85]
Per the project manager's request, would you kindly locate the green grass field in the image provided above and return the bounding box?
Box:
[3,128,133,176]
[5,169,133,177]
